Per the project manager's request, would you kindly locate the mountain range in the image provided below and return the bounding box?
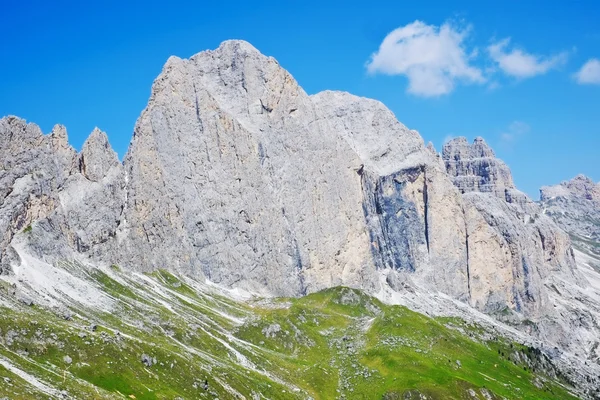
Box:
[1,40,599,399]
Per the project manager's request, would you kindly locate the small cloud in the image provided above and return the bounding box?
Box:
[367,20,485,97]
[500,121,530,144]
[488,38,568,78]
[443,134,456,144]
[487,81,501,91]
[574,58,600,84]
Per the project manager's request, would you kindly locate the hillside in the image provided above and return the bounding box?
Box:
[0,262,582,399]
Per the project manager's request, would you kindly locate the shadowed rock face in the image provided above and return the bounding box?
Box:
[0,41,589,353]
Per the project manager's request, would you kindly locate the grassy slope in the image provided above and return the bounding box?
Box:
[0,267,579,400]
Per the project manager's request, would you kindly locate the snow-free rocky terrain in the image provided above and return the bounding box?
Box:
[1,40,599,399]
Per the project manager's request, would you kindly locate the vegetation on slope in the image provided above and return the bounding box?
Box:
[0,266,579,399]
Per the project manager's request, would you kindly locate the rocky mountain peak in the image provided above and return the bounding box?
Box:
[79,127,120,182]
[0,116,42,146]
[540,174,600,203]
[209,39,263,58]
[49,124,77,171]
[563,174,600,201]
[49,124,68,146]
[540,174,600,263]
[540,174,600,258]
[471,136,495,157]
[442,136,514,198]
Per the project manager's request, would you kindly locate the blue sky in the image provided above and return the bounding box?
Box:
[1,0,598,197]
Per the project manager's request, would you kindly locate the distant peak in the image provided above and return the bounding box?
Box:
[442,135,514,198]
[442,136,495,159]
[81,127,115,157]
[1,115,27,125]
[563,174,600,201]
[541,174,600,202]
[444,136,468,146]
[471,136,495,158]
[569,174,596,185]
[0,116,40,137]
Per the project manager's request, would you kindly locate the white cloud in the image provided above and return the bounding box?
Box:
[487,81,501,91]
[367,21,485,97]
[443,134,455,144]
[574,58,600,84]
[500,121,530,144]
[488,38,568,78]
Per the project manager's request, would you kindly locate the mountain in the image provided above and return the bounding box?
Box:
[1,40,600,398]
[541,175,600,258]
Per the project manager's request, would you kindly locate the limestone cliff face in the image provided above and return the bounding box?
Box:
[441,137,581,315]
[312,91,471,301]
[118,41,388,296]
[0,41,588,348]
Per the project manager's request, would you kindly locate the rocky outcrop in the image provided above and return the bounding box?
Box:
[0,118,76,274]
[119,42,379,295]
[312,91,471,301]
[78,128,121,182]
[443,137,515,199]
[30,128,126,261]
[441,137,581,315]
[541,175,600,257]
[0,117,125,272]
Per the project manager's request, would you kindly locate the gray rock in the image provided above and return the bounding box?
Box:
[542,174,600,203]
[78,128,120,182]
[0,117,125,272]
[440,136,582,316]
[0,118,75,273]
[63,355,72,364]
[141,353,155,367]
[262,324,281,338]
[442,136,515,199]
[540,175,600,257]
[18,294,34,306]
[118,42,385,296]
